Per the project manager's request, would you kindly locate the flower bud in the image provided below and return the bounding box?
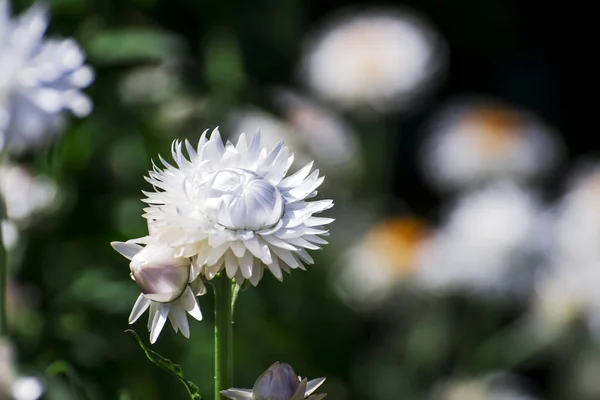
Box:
[205,169,284,231]
[129,242,189,303]
[252,362,303,400]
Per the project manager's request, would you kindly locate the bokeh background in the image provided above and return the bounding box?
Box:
[4,0,600,399]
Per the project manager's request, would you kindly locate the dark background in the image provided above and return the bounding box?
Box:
[8,0,600,399]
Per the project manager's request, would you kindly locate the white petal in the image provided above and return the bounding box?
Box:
[220,388,253,400]
[168,314,179,333]
[239,251,254,279]
[243,236,272,264]
[111,242,142,260]
[305,377,326,396]
[171,304,190,338]
[234,270,245,285]
[280,161,314,188]
[262,235,298,251]
[285,170,324,200]
[249,258,263,286]
[291,379,308,400]
[150,304,169,343]
[207,243,229,265]
[181,286,203,321]
[230,240,246,258]
[304,217,334,227]
[304,235,328,245]
[267,257,283,282]
[225,251,239,278]
[270,246,301,269]
[296,249,314,264]
[147,302,158,331]
[235,132,248,154]
[129,294,151,324]
[287,237,321,250]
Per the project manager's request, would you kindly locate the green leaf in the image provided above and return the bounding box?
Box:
[85,29,184,65]
[125,329,202,399]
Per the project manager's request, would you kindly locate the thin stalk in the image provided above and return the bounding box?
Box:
[0,183,7,336]
[213,273,233,400]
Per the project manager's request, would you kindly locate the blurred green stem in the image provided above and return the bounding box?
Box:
[0,150,7,337]
[213,273,233,399]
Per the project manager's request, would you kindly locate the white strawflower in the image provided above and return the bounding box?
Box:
[221,362,326,400]
[532,164,600,338]
[0,0,94,153]
[416,182,544,297]
[420,98,562,191]
[0,162,58,249]
[553,163,600,265]
[111,238,205,343]
[143,128,333,285]
[334,216,430,310]
[301,9,446,113]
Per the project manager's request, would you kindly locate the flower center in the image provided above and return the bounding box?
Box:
[205,168,284,231]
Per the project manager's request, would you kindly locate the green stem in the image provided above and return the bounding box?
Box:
[0,187,7,337]
[213,273,233,400]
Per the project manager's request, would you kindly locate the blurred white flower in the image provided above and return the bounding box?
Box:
[273,90,361,174]
[301,9,446,113]
[143,128,333,285]
[416,182,544,297]
[230,91,361,186]
[0,0,94,153]
[420,98,562,191]
[335,216,430,310]
[1,339,43,400]
[0,162,57,249]
[532,164,600,337]
[111,238,205,343]
[553,164,600,266]
[433,373,538,400]
[221,362,326,400]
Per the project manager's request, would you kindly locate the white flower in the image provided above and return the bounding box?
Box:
[334,216,430,310]
[229,95,360,189]
[221,362,326,400]
[433,373,538,400]
[111,238,205,343]
[0,162,57,249]
[553,164,600,265]
[420,98,562,191]
[142,128,333,285]
[0,163,57,222]
[0,0,94,153]
[1,339,44,400]
[301,8,446,113]
[532,164,600,337]
[416,182,544,297]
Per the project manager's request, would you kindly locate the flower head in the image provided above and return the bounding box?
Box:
[420,98,562,191]
[111,237,205,343]
[0,162,57,249]
[301,8,446,113]
[0,0,94,153]
[416,182,545,298]
[221,362,327,400]
[335,216,431,310]
[143,128,333,285]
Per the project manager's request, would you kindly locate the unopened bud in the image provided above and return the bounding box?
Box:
[252,362,303,400]
[129,242,189,303]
